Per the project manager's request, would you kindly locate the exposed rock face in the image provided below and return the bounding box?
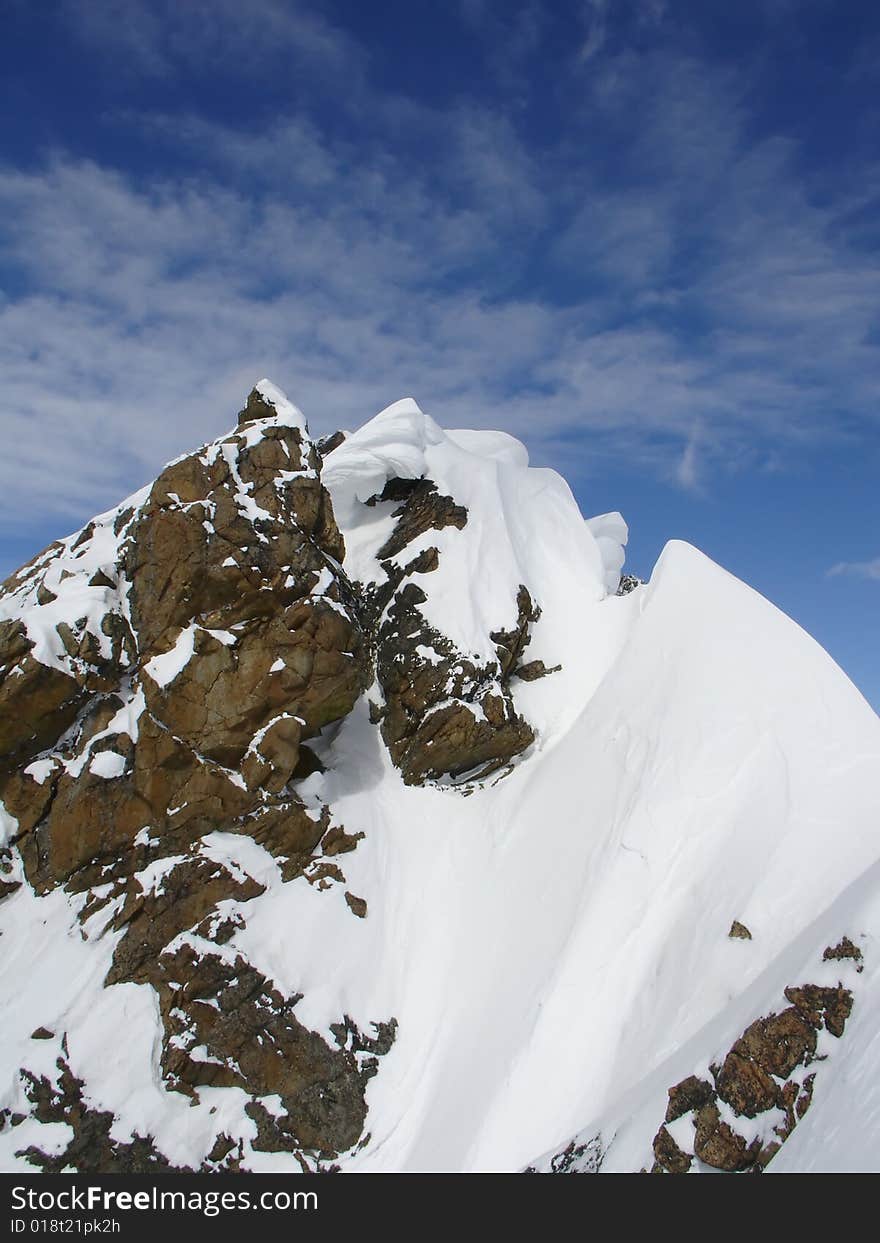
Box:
[0,383,394,1168]
[369,476,467,560]
[649,945,859,1174]
[14,1059,186,1174]
[0,384,368,894]
[616,573,642,596]
[155,944,385,1154]
[359,479,545,785]
[0,623,89,778]
[372,579,536,785]
[533,935,864,1176]
[665,1074,715,1121]
[822,936,863,970]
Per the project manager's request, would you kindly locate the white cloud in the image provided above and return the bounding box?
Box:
[828,559,880,581]
[579,2,609,64]
[62,0,365,83]
[1,18,879,554]
[674,428,703,494]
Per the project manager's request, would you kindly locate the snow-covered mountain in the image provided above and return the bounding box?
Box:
[1,380,878,1174]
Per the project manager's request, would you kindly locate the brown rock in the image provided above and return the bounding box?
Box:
[88,570,116,590]
[784,984,853,1039]
[715,1051,778,1118]
[652,1124,692,1173]
[823,937,863,969]
[307,861,346,890]
[0,653,85,778]
[397,700,533,786]
[665,1074,714,1123]
[157,944,390,1155]
[15,1060,185,1173]
[0,384,401,1170]
[490,585,540,679]
[693,1102,760,1171]
[18,713,251,891]
[345,892,368,919]
[755,1140,782,1169]
[106,854,265,986]
[372,580,535,786]
[0,768,56,838]
[0,878,22,902]
[728,920,752,940]
[322,826,364,857]
[514,659,560,682]
[796,1073,815,1120]
[231,801,328,881]
[734,1008,816,1079]
[317,430,346,457]
[371,478,467,560]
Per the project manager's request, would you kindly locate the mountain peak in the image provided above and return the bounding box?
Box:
[1,384,879,1175]
[237,377,309,435]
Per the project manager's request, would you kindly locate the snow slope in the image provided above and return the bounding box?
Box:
[1,384,878,1173]
[269,533,880,1171]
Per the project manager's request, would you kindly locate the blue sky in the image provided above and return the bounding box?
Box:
[0,0,878,708]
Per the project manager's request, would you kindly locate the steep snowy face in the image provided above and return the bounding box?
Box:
[1,380,879,1176]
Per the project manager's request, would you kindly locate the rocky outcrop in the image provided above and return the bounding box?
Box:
[368,477,467,560]
[532,936,865,1176]
[525,1135,604,1174]
[650,943,860,1174]
[0,623,88,779]
[155,944,387,1155]
[14,1059,187,1174]
[0,850,20,903]
[371,579,536,785]
[0,383,394,1168]
[1,385,368,893]
[359,479,546,785]
[616,574,642,596]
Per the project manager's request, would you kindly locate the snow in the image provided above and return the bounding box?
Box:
[88,751,127,780]
[142,624,197,688]
[585,510,629,594]
[0,802,17,849]
[2,385,879,1175]
[23,759,57,786]
[253,377,309,436]
[219,443,274,528]
[0,482,149,678]
[136,855,188,897]
[205,628,237,647]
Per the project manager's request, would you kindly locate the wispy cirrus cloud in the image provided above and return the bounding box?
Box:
[828,559,880,581]
[60,0,366,83]
[1,2,879,548]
